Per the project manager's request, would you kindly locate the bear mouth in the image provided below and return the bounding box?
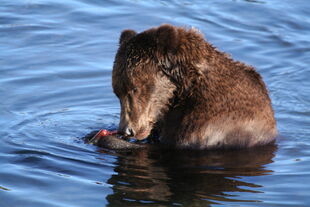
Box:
[119,121,157,140]
[119,127,151,140]
[135,130,151,140]
[133,121,156,140]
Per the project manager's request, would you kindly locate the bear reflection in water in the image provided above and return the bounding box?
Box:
[102,143,276,206]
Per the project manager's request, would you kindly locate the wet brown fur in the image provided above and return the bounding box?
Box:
[112,24,277,149]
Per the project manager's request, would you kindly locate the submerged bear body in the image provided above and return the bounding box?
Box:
[112,24,277,149]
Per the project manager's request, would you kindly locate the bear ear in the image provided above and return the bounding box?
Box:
[119,29,137,44]
[156,24,179,54]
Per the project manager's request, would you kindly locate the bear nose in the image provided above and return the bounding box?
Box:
[124,127,135,137]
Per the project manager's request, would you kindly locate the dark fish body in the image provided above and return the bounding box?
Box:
[89,135,144,150]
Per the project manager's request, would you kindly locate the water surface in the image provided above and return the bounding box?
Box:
[1,0,310,206]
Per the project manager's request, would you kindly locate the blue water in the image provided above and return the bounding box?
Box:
[1,0,310,206]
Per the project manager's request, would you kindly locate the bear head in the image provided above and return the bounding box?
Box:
[112,24,207,140]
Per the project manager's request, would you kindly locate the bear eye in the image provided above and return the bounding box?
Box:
[131,88,138,93]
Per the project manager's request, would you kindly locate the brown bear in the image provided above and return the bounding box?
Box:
[112,24,277,149]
